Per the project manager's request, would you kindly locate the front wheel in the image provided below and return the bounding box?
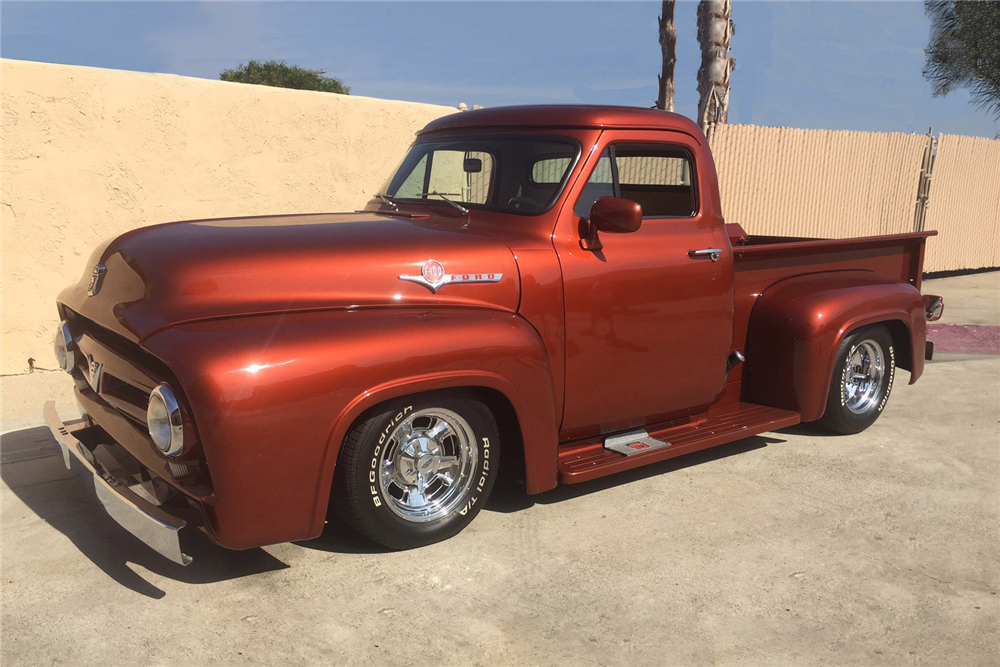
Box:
[333,392,500,549]
[818,325,896,435]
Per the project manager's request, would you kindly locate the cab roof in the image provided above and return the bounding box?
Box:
[419,105,705,141]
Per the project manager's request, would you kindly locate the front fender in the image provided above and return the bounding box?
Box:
[143,307,558,550]
[743,271,926,422]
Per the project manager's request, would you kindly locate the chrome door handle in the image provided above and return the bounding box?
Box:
[688,248,723,262]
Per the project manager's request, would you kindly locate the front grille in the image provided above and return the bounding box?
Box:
[65,310,173,380]
[63,310,205,475]
[100,373,152,422]
[61,310,212,497]
[65,315,159,428]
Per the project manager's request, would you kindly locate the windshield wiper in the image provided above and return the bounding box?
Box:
[374,192,398,210]
[419,191,469,216]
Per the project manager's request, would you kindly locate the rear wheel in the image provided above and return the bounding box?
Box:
[818,325,896,434]
[333,392,500,549]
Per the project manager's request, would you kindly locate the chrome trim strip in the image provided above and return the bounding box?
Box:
[43,401,192,566]
[398,272,504,293]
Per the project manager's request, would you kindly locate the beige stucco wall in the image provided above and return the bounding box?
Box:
[2,58,996,426]
[0,58,456,376]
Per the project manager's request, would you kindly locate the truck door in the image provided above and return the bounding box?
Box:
[555,131,734,438]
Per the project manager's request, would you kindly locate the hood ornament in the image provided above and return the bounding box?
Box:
[399,259,502,294]
[88,264,107,296]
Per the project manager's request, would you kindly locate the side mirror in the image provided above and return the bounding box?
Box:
[591,196,643,233]
[579,197,643,251]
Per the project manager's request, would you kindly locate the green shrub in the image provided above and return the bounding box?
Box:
[220,60,350,94]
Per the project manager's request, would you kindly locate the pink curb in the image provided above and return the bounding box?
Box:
[927,324,1000,355]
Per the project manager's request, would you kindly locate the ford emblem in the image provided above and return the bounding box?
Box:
[88,264,107,297]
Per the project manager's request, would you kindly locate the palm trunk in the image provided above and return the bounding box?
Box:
[656,1,677,112]
[697,0,736,131]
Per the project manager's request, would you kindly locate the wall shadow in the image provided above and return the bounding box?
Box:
[1,428,289,600]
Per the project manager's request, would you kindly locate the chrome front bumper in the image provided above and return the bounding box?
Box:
[43,401,192,566]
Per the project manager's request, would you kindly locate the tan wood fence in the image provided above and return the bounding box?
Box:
[923,134,1000,272]
[708,124,999,272]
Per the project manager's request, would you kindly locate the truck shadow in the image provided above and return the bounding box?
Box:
[291,435,787,554]
[292,517,390,555]
[1,428,289,600]
[486,434,784,513]
[774,423,840,438]
[2,427,787,582]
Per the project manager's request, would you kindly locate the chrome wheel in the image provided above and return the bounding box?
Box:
[843,340,885,415]
[377,408,478,523]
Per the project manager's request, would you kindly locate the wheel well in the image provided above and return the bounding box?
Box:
[336,386,527,486]
[878,320,913,372]
[838,320,911,373]
[808,320,910,424]
[469,387,526,484]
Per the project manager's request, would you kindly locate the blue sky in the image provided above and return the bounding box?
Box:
[2,1,996,138]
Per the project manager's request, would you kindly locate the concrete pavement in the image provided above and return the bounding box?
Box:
[922,271,1000,356]
[2,274,998,667]
[923,271,1000,327]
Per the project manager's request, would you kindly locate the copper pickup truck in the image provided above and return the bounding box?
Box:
[47,106,943,564]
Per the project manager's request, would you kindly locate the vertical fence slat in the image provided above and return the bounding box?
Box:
[710,125,929,240]
[923,134,1000,272]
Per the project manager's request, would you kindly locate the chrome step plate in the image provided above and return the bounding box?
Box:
[604,429,671,457]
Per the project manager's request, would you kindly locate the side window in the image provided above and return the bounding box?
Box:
[616,144,697,217]
[574,143,698,218]
[573,150,616,218]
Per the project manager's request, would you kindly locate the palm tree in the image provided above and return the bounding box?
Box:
[924,1,1000,127]
[696,0,736,131]
[656,1,677,112]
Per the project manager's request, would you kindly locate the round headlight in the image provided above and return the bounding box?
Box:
[54,321,75,373]
[147,384,184,457]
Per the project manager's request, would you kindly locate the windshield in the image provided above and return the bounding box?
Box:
[379,136,580,215]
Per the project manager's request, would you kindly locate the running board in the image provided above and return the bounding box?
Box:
[558,402,801,484]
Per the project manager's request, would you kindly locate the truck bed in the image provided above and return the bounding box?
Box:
[729,226,934,286]
[727,224,936,362]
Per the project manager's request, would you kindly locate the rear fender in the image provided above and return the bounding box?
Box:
[143,307,559,550]
[743,271,926,422]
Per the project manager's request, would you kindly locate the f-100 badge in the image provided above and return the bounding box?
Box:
[399,259,502,293]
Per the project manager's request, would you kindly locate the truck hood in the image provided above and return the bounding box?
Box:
[59,212,520,343]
